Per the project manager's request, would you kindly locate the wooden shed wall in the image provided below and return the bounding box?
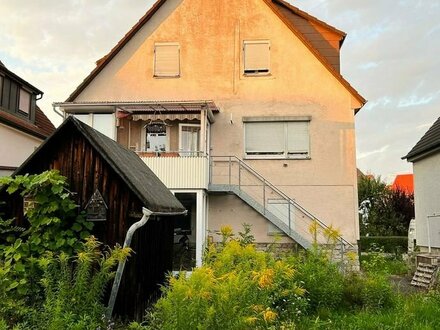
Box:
[2,129,174,319]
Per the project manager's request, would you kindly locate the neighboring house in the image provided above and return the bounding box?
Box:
[54,0,366,267]
[391,174,414,195]
[1,116,186,318]
[403,117,440,252]
[0,61,55,176]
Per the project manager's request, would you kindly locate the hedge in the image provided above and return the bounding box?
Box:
[359,236,408,253]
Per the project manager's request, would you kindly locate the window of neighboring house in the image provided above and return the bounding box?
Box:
[244,120,310,159]
[18,88,31,115]
[179,124,201,156]
[243,40,270,75]
[0,76,3,104]
[72,113,115,140]
[154,43,180,77]
[145,123,167,152]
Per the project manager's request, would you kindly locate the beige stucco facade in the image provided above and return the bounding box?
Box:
[413,153,440,248]
[67,0,362,245]
[0,123,42,176]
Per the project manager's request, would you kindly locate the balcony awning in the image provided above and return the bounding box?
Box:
[132,113,200,121]
[55,100,219,122]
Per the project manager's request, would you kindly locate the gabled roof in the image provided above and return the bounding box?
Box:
[14,116,186,213]
[65,0,366,110]
[403,117,440,162]
[0,106,55,139]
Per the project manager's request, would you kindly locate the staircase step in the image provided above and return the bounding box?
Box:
[414,270,434,278]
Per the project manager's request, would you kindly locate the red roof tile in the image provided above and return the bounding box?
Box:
[0,106,55,139]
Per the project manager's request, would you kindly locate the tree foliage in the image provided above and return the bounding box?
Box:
[358,175,414,236]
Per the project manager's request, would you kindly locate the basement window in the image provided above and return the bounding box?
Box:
[154,43,180,78]
[243,40,270,75]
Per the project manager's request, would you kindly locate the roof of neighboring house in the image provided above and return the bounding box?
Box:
[65,0,366,109]
[391,174,414,195]
[0,61,43,95]
[14,116,185,213]
[0,106,56,139]
[403,117,440,162]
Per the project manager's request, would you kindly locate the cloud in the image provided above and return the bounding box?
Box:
[1,0,439,180]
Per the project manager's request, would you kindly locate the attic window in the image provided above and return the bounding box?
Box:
[243,40,270,75]
[19,88,31,114]
[85,190,108,222]
[154,43,180,78]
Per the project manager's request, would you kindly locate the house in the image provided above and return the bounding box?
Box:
[0,60,55,176]
[391,174,414,195]
[54,0,366,267]
[1,116,186,318]
[403,117,440,253]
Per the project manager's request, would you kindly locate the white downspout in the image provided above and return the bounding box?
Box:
[106,207,187,319]
[107,207,153,319]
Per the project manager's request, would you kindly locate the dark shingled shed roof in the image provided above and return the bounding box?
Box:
[403,117,440,162]
[14,116,185,213]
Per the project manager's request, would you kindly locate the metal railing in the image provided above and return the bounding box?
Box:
[209,156,352,251]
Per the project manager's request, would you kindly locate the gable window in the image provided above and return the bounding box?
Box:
[154,43,180,77]
[244,118,310,159]
[243,40,270,75]
[18,88,31,115]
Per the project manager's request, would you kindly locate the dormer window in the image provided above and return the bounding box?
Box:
[154,43,180,78]
[243,40,270,75]
[19,88,31,115]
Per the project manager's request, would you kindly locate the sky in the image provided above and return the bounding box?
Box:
[0,0,439,181]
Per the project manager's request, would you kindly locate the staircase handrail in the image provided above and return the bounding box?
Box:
[210,155,353,247]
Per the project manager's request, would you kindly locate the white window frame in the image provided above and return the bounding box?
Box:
[142,124,170,152]
[179,123,201,156]
[243,40,271,76]
[18,87,31,115]
[71,113,116,140]
[243,117,311,160]
[154,42,181,78]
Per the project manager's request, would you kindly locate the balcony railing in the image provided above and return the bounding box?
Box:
[139,151,209,189]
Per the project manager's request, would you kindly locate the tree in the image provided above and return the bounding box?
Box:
[358,175,414,236]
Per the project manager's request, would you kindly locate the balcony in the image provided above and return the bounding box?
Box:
[139,152,209,189]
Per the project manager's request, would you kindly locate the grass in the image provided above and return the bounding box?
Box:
[297,292,440,330]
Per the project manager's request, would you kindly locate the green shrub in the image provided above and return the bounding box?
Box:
[24,236,131,330]
[0,171,94,324]
[294,251,344,312]
[361,250,409,276]
[359,236,408,254]
[143,226,308,329]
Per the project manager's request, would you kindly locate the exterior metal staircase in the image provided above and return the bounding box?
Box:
[208,156,353,252]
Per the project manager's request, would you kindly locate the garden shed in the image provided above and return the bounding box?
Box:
[1,116,186,319]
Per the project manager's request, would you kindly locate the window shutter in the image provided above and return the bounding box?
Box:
[244,41,270,73]
[245,122,284,154]
[287,121,309,155]
[154,43,180,77]
[19,88,31,114]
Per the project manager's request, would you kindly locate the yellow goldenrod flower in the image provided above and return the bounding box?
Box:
[263,309,277,322]
[258,269,274,289]
[220,225,233,237]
